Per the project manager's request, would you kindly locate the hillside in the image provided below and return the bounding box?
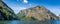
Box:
[0,0,17,20]
[17,6,59,21]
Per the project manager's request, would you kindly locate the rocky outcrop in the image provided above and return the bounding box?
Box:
[17,6,59,21]
[58,14,60,20]
[0,0,17,20]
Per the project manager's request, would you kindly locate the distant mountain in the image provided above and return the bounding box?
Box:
[17,6,59,21]
[0,0,17,20]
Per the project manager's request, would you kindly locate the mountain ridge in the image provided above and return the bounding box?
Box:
[17,5,59,21]
[0,0,17,20]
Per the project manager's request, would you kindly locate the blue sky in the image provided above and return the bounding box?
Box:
[2,0,60,16]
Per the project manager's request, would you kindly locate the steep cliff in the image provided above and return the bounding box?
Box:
[0,0,17,20]
[17,6,59,21]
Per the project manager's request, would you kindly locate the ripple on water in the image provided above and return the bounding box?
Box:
[0,20,60,24]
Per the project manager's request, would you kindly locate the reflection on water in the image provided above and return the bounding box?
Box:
[50,20,60,24]
[0,20,60,24]
[8,21,20,24]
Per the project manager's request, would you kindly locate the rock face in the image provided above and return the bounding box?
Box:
[17,6,59,21]
[58,14,60,20]
[0,0,17,20]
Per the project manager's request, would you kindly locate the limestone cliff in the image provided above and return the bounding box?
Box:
[17,6,59,21]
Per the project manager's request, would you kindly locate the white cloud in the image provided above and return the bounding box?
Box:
[17,0,28,3]
[23,0,28,3]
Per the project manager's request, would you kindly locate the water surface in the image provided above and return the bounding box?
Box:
[0,20,60,24]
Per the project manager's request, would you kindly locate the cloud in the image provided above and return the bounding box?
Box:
[23,0,28,3]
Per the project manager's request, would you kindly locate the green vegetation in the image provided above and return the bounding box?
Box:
[20,17,36,21]
[0,0,17,20]
[0,21,9,24]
